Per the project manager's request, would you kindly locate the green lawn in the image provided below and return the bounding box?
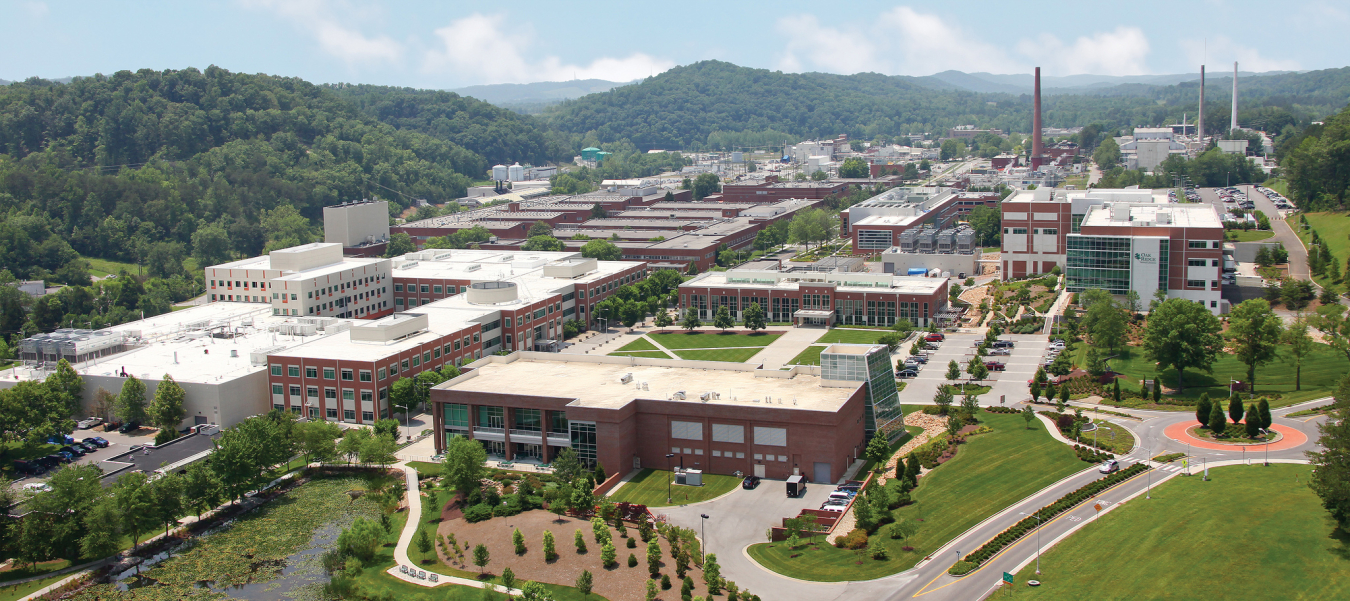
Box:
[1295,211,1350,288]
[607,351,672,359]
[1084,419,1134,454]
[1012,464,1344,601]
[674,348,766,362]
[747,408,1083,581]
[408,461,442,479]
[1229,229,1275,242]
[815,329,895,344]
[941,384,993,397]
[0,571,74,601]
[0,560,71,586]
[614,337,659,352]
[649,331,780,349]
[608,468,742,507]
[82,255,139,277]
[1070,342,1349,409]
[788,345,826,366]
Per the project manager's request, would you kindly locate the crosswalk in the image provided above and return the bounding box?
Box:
[1156,463,1185,473]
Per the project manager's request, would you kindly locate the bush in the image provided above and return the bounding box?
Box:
[661,574,672,589]
[834,528,869,550]
[628,553,638,568]
[463,503,493,523]
[627,537,637,548]
[947,560,976,576]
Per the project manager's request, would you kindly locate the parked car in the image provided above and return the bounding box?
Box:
[40,454,64,467]
[910,355,929,364]
[84,437,109,448]
[119,421,141,433]
[741,475,761,489]
[991,340,1015,348]
[46,435,75,445]
[59,445,85,457]
[22,482,52,493]
[76,417,103,430]
[924,333,945,342]
[818,504,846,512]
[984,361,1006,371]
[12,460,41,476]
[55,451,75,463]
[897,368,919,378]
[1099,459,1120,474]
[989,348,1011,355]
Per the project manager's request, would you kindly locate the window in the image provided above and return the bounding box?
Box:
[1186,279,1206,288]
[1188,259,1206,267]
[1041,228,1057,235]
[288,365,300,378]
[1212,280,1220,288]
[305,366,318,379]
[325,388,337,399]
[421,285,430,293]
[423,351,431,364]
[777,455,787,462]
[473,333,480,343]
[344,409,356,421]
[270,364,282,376]
[453,340,461,351]
[1011,228,1028,235]
[671,421,703,440]
[362,411,374,422]
[433,285,442,294]
[359,370,372,382]
[323,367,336,380]
[411,355,420,367]
[1212,259,1221,267]
[753,426,787,446]
[272,384,283,395]
[289,385,301,397]
[753,453,763,460]
[326,408,338,419]
[396,298,404,307]
[1212,241,1221,249]
[394,284,403,292]
[342,389,355,401]
[736,452,745,459]
[433,347,441,359]
[378,388,387,400]
[1188,240,1208,249]
[711,424,744,443]
[401,359,409,370]
[712,450,722,457]
[360,390,372,402]
[307,386,318,398]
[341,369,354,381]
[694,449,703,455]
[378,368,386,380]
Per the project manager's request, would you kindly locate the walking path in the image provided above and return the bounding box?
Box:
[751,326,825,368]
[387,463,523,595]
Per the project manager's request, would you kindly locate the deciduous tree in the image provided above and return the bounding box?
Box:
[1227,299,1283,393]
[1142,298,1224,391]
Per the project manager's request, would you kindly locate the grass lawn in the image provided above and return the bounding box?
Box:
[608,468,742,507]
[1294,211,1350,288]
[0,571,74,601]
[408,461,442,479]
[941,384,993,397]
[1069,342,1349,409]
[1229,229,1276,242]
[1084,419,1134,454]
[815,329,896,344]
[607,351,672,359]
[0,559,71,587]
[614,337,659,352]
[747,407,1083,581]
[859,425,926,475]
[788,345,826,366]
[1,441,60,475]
[1012,464,1345,601]
[82,255,139,277]
[674,348,766,362]
[649,331,780,349]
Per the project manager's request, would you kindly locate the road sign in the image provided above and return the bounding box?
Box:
[1093,503,1102,512]
[1003,572,1014,584]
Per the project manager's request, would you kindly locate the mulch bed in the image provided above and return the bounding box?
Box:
[436,510,713,600]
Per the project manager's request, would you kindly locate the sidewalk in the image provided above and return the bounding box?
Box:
[753,327,825,369]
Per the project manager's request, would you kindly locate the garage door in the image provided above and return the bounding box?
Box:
[813,462,832,485]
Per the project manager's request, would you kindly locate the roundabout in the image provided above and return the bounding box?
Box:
[1163,420,1308,452]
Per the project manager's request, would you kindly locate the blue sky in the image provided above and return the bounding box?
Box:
[2,0,1345,88]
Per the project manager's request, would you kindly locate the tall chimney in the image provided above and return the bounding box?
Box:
[1198,65,1205,145]
[1231,61,1239,132]
[1032,66,1043,169]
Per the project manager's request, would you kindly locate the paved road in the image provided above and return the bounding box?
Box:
[1250,188,1311,281]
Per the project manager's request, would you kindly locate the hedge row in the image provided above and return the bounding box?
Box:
[1073,444,1111,463]
[984,406,1020,414]
[952,463,1149,571]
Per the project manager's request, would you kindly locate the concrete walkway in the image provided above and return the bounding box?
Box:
[752,326,827,369]
[387,464,523,595]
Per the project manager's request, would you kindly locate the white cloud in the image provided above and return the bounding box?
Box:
[422,13,674,84]
[774,7,1019,75]
[1179,36,1300,72]
[22,1,48,18]
[1017,27,1151,76]
[241,0,402,65]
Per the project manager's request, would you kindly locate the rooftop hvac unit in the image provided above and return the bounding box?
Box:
[700,392,711,401]
[620,373,633,384]
[672,391,686,400]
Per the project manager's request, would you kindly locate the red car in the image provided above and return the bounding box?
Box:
[924,333,945,342]
[984,361,1006,371]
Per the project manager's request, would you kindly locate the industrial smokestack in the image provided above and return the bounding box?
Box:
[1198,65,1205,146]
[1032,67,1043,169]
[1231,62,1239,132]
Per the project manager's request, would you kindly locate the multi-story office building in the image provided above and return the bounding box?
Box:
[819,345,904,440]
[679,270,950,327]
[430,349,887,482]
[205,243,393,319]
[1000,188,1226,313]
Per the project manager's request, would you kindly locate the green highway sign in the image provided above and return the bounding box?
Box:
[1003,572,1014,584]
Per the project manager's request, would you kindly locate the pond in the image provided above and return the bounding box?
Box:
[74,476,386,601]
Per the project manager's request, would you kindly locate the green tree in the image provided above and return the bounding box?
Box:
[1229,396,1245,425]
[1021,405,1035,429]
[1227,299,1283,393]
[654,309,674,329]
[1085,347,1106,376]
[940,139,966,161]
[147,374,187,433]
[742,302,767,331]
[601,541,617,568]
[968,357,989,383]
[1283,315,1315,391]
[528,220,553,238]
[116,375,148,424]
[1142,298,1224,391]
[79,498,122,560]
[44,359,84,419]
[442,435,487,495]
[337,427,370,464]
[1195,394,1212,429]
[1047,352,1072,377]
[838,157,869,178]
[1029,379,1042,403]
[787,209,835,248]
[261,204,315,253]
[149,472,186,538]
[338,517,383,562]
[1093,137,1121,167]
[520,580,556,601]
[473,543,490,573]
[1209,398,1229,433]
[865,430,890,467]
[703,553,722,594]
[692,173,721,200]
[681,309,702,331]
[522,235,564,252]
[945,360,961,383]
[933,385,954,415]
[1309,374,1350,530]
[576,569,594,595]
[876,332,902,353]
[647,537,662,575]
[112,471,155,546]
[1257,399,1272,430]
[575,529,587,553]
[513,528,527,555]
[1058,383,1070,407]
[543,530,558,561]
[292,419,341,464]
[502,567,517,592]
[191,220,233,267]
[359,434,397,466]
[181,460,223,518]
[580,239,624,261]
[713,305,734,331]
[381,232,416,257]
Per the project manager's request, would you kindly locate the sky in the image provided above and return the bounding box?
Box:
[2,0,1345,88]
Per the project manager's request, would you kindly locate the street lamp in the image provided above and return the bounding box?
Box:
[1260,428,1270,466]
[699,514,710,562]
[1019,511,1044,574]
[666,453,675,503]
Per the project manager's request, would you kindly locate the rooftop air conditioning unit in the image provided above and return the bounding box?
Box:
[620,373,633,384]
[672,391,686,400]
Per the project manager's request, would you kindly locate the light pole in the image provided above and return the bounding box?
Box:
[1019,511,1043,574]
[666,453,675,503]
[1261,428,1270,466]
[699,513,710,562]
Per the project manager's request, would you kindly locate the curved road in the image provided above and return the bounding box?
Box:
[660,396,1329,601]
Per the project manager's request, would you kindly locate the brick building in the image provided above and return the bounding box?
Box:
[679,270,949,327]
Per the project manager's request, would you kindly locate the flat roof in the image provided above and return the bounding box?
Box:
[684,271,945,295]
[271,304,495,362]
[853,214,924,227]
[441,355,856,412]
[1080,203,1223,229]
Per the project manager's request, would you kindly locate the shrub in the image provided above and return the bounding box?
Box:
[661,574,672,589]
[628,553,638,567]
[834,528,869,550]
[627,537,637,548]
[463,503,493,523]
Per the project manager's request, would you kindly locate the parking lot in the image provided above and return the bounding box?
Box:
[897,332,1049,406]
[7,424,164,488]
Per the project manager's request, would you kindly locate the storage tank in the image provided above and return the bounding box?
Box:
[907,268,928,276]
[731,151,744,163]
[491,164,508,181]
[508,163,525,181]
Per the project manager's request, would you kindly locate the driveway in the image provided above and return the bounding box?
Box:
[896,333,1048,408]
[661,478,847,600]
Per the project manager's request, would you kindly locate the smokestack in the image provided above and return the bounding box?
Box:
[1198,65,1205,145]
[1231,62,1239,132]
[1032,67,1043,169]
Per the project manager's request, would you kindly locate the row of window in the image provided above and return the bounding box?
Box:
[271,384,387,403]
[669,447,785,462]
[272,404,374,422]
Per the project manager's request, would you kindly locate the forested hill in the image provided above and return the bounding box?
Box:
[0,66,564,288]
[540,60,1350,150]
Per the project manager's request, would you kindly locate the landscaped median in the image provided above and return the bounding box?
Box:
[947,462,1149,575]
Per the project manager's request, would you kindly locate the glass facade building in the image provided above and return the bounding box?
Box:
[820,344,904,441]
[1065,235,1132,294]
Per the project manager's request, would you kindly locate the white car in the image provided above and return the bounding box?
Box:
[23,482,52,493]
[1098,459,1120,474]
